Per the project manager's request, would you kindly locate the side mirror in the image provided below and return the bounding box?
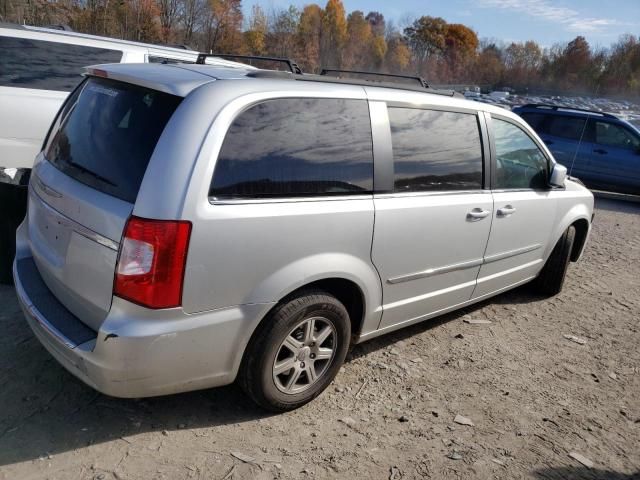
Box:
[549,163,567,187]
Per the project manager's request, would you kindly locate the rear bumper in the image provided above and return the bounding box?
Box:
[13,255,274,398]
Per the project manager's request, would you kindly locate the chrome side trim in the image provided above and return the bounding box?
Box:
[375,189,490,200]
[209,194,374,205]
[13,262,77,349]
[31,188,119,251]
[386,243,542,284]
[483,243,542,264]
[387,258,483,284]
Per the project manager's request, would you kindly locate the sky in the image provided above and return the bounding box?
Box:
[248,0,640,47]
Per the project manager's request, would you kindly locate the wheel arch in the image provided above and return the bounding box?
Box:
[545,201,592,262]
[570,217,590,262]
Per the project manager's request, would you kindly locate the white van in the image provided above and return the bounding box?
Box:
[0,23,245,281]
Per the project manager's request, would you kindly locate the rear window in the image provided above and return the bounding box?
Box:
[210,98,373,199]
[0,36,122,91]
[519,112,547,133]
[388,108,483,192]
[547,115,586,140]
[45,77,182,203]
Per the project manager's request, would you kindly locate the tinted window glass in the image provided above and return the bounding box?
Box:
[210,98,373,198]
[46,78,182,203]
[148,56,195,64]
[493,118,548,190]
[388,108,483,192]
[548,115,586,140]
[0,37,122,91]
[594,121,640,150]
[520,112,547,133]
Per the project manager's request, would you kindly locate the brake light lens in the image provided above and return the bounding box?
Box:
[114,216,192,309]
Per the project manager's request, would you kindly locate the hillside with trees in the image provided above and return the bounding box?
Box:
[2,0,639,97]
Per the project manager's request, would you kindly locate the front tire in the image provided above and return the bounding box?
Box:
[239,291,351,412]
[534,225,576,296]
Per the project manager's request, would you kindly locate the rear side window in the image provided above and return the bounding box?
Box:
[547,115,586,140]
[45,77,182,203]
[0,36,122,91]
[493,118,548,190]
[519,112,547,133]
[388,108,483,192]
[210,98,373,198]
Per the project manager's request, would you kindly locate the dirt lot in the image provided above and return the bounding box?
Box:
[0,197,638,480]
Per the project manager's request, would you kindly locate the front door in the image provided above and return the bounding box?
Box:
[474,114,557,299]
[371,105,493,330]
[587,119,640,193]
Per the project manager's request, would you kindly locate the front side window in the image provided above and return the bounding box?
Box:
[0,36,122,91]
[547,116,587,141]
[388,108,483,192]
[210,98,373,198]
[493,118,549,190]
[594,121,640,150]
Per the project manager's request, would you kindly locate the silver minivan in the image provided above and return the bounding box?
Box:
[14,61,594,411]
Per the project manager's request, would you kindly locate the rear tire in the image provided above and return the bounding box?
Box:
[239,291,350,412]
[534,225,576,297]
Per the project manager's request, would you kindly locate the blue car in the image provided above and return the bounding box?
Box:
[513,104,640,195]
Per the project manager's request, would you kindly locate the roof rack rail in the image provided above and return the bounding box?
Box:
[520,103,616,119]
[196,53,302,74]
[320,69,430,89]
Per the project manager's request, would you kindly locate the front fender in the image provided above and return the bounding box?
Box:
[544,191,593,262]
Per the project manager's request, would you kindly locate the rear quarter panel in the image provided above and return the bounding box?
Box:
[137,80,384,334]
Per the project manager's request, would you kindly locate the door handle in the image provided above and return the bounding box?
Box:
[467,208,490,220]
[544,139,554,145]
[497,205,516,216]
[593,148,607,154]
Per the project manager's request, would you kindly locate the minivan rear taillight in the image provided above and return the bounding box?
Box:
[114,216,192,309]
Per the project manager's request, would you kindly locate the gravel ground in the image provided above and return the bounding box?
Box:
[0,197,638,480]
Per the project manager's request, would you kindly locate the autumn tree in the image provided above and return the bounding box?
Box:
[475,42,503,86]
[157,0,180,42]
[320,0,347,68]
[365,11,385,37]
[179,0,205,45]
[503,40,542,89]
[243,4,267,54]
[343,10,372,69]
[601,34,640,95]
[297,4,323,71]
[404,16,446,74]
[267,5,300,59]
[203,0,242,53]
[443,23,478,80]
[384,32,411,73]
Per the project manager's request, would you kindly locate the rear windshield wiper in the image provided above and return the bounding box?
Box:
[69,161,117,187]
